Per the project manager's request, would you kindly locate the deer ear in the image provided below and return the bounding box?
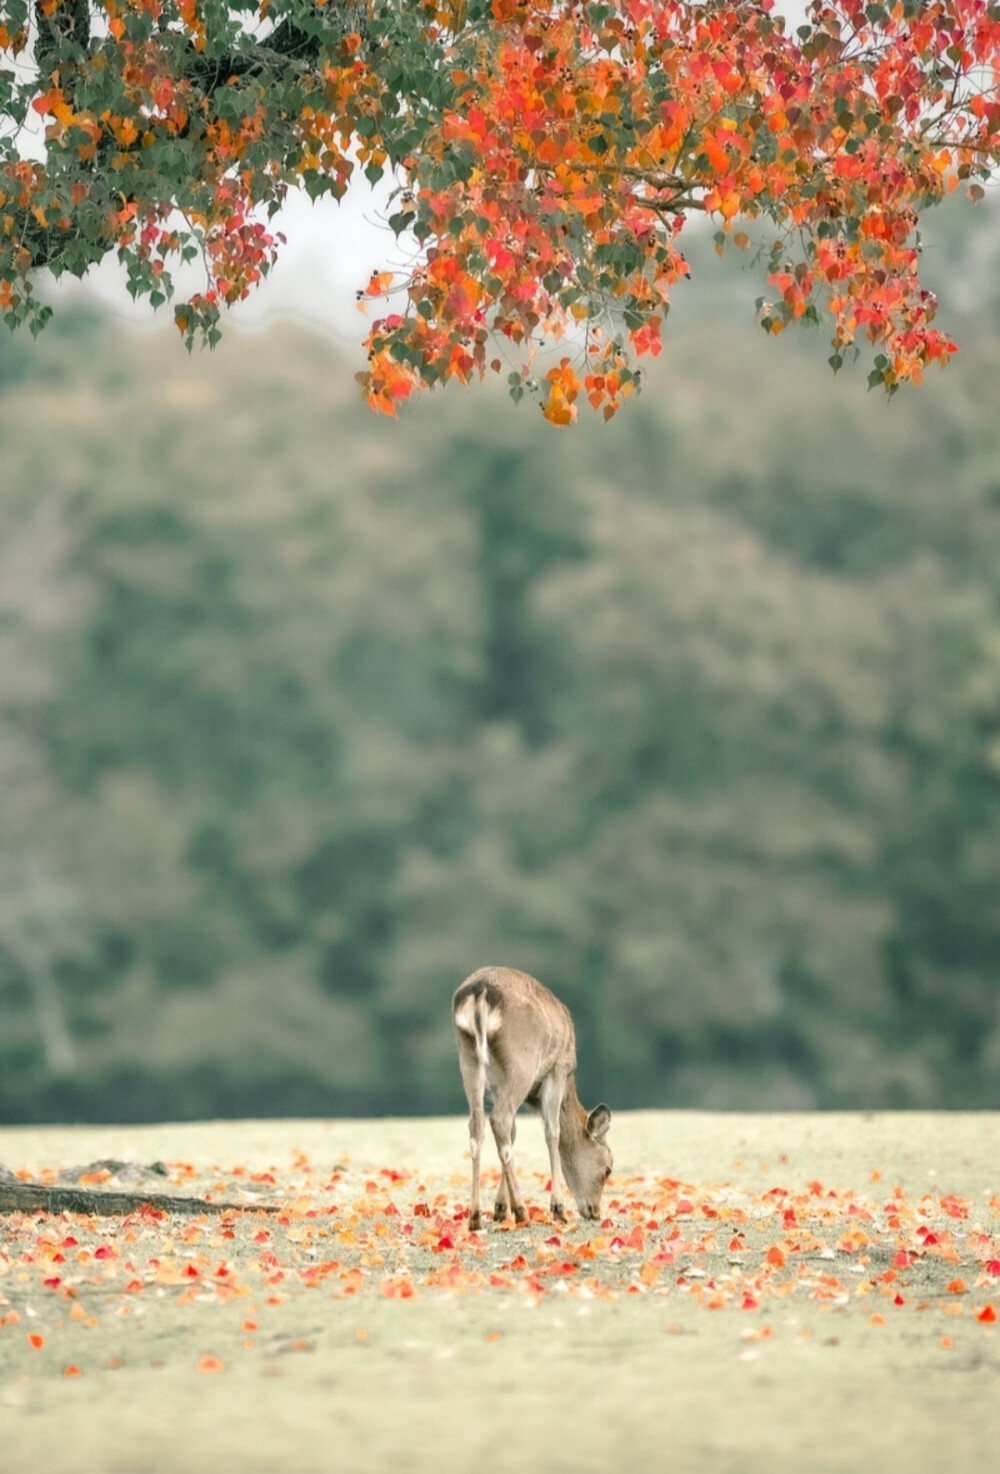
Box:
[587,1104,611,1141]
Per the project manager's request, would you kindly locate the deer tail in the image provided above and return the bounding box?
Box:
[472,993,491,1068]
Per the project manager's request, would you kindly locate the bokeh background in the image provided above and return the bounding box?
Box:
[1,194,999,1125]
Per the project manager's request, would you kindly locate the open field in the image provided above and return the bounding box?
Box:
[1,1111,998,1473]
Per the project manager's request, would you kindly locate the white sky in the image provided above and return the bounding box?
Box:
[46,2,812,341]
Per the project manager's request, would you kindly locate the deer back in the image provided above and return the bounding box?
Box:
[452,966,577,1086]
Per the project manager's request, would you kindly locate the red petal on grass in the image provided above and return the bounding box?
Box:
[976,1304,997,1324]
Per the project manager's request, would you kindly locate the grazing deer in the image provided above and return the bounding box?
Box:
[452,966,612,1230]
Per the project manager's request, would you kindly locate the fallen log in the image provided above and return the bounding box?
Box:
[0,1181,281,1217]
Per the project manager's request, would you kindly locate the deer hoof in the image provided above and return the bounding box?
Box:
[493,1202,509,1222]
[513,1205,528,1225]
[469,1210,483,1232]
[552,1202,567,1222]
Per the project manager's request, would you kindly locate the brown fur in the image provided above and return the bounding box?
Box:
[452,966,612,1230]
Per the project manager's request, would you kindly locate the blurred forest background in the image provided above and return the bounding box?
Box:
[1,203,999,1124]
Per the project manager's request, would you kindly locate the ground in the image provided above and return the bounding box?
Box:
[1,1111,998,1473]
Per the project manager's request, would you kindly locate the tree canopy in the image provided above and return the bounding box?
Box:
[3,0,1000,420]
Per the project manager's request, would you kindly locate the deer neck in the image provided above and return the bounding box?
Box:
[559,1075,589,1145]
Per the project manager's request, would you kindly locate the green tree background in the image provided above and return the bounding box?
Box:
[1,206,999,1123]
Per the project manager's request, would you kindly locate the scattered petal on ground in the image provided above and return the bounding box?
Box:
[1,1151,997,1374]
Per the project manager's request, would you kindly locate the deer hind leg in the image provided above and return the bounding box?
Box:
[539,1075,568,1222]
[458,1041,487,1232]
[493,1117,516,1221]
[490,1103,527,1225]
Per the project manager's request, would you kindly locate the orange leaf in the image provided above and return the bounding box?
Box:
[766,1245,786,1268]
[28,1333,45,1350]
[946,1279,967,1295]
[195,1354,225,1373]
[63,1365,82,1377]
[976,1304,997,1324]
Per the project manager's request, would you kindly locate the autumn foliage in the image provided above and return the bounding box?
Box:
[3,2,1000,421]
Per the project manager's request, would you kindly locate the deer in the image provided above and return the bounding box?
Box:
[452,966,612,1231]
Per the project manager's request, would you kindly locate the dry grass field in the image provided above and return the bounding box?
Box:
[1,1111,998,1473]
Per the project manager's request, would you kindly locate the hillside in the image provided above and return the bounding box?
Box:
[1,210,999,1121]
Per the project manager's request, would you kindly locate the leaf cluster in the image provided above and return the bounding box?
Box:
[3,2,1000,414]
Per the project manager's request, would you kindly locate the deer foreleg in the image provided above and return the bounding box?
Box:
[540,1077,568,1222]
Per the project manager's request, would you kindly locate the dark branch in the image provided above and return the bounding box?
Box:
[34,0,91,74]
